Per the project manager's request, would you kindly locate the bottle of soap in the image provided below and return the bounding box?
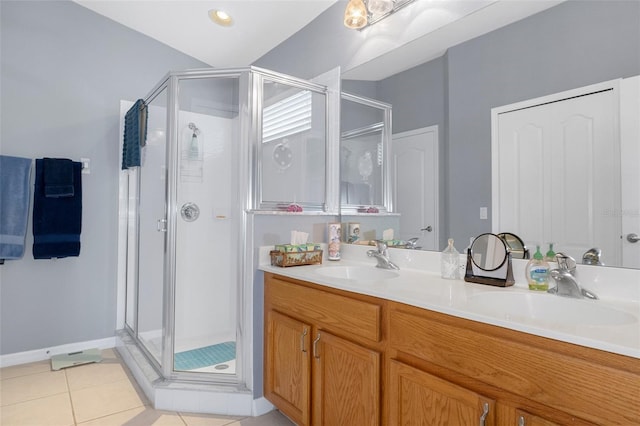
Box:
[441,238,460,280]
[544,243,556,262]
[525,245,550,291]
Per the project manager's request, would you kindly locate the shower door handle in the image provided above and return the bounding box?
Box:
[157,219,167,232]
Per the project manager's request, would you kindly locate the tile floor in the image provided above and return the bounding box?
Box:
[0,349,295,426]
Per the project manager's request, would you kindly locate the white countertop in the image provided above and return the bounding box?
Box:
[259,244,640,359]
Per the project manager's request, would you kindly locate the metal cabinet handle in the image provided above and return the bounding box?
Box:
[157,219,167,232]
[300,328,308,353]
[518,415,525,426]
[421,226,433,232]
[479,402,489,426]
[313,333,321,359]
[627,233,640,243]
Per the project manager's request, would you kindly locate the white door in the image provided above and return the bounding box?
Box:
[493,84,622,266]
[392,126,439,251]
[620,75,640,268]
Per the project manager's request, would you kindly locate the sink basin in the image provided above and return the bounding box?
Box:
[466,291,637,327]
[315,265,399,281]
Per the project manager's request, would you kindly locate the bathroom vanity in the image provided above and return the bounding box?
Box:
[261,248,640,425]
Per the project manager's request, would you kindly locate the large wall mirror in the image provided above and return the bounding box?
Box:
[337,1,639,269]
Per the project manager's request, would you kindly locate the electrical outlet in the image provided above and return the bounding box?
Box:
[480,207,488,220]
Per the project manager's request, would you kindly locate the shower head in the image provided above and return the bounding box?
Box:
[188,122,200,135]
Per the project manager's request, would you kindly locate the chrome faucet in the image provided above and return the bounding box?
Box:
[367,240,400,270]
[548,253,598,299]
[582,248,604,266]
[404,237,421,250]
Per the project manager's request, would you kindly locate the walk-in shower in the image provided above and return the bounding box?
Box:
[116,66,337,415]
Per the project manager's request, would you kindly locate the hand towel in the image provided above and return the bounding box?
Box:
[43,157,74,197]
[122,99,148,169]
[33,159,82,259]
[0,155,32,260]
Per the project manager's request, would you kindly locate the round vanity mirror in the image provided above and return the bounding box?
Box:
[470,233,508,271]
[497,232,529,259]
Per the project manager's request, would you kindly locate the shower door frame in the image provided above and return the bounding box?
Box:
[121,74,171,374]
[162,68,252,384]
[120,66,336,390]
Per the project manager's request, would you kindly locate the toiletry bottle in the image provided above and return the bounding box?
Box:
[525,245,550,291]
[328,223,341,261]
[544,243,556,262]
[441,238,460,280]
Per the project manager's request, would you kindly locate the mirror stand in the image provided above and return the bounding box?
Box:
[464,233,515,287]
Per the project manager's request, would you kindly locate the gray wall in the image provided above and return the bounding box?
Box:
[0,0,206,355]
[256,0,640,248]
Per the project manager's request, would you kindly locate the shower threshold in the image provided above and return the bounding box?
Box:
[115,330,262,416]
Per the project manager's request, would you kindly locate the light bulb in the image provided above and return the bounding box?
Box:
[367,0,394,17]
[344,0,368,29]
[208,9,233,27]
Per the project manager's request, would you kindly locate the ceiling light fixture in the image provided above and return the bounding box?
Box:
[344,0,368,29]
[344,0,416,30]
[208,9,233,27]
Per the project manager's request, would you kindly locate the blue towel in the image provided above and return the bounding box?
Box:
[33,159,82,259]
[0,155,32,260]
[44,157,74,197]
[122,99,148,169]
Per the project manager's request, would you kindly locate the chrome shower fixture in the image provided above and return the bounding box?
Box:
[188,122,200,136]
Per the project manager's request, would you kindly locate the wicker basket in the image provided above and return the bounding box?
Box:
[270,250,323,267]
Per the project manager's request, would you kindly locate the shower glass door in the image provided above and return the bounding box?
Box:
[172,75,241,376]
[135,86,169,367]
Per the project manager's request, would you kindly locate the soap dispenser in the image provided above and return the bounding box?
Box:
[441,238,460,280]
[525,245,550,291]
[544,243,556,262]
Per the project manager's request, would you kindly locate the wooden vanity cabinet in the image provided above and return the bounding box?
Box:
[389,359,495,425]
[264,273,385,426]
[388,302,640,426]
[264,273,639,425]
[265,310,311,425]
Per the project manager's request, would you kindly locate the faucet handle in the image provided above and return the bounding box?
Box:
[375,239,388,252]
[582,248,603,266]
[555,252,576,274]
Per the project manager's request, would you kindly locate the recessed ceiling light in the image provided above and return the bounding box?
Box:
[208,9,233,27]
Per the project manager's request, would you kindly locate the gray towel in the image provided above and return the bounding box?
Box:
[0,155,32,260]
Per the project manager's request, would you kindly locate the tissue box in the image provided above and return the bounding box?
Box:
[270,248,323,267]
[275,243,321,252]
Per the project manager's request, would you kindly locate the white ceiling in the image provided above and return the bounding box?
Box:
[74,0,564,81]
[73,0,339,69]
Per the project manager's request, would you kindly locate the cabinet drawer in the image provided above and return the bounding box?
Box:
[266,275,382,342]
[389,304,640,425]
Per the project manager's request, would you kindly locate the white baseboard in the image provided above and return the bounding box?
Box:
[0,336,116,368]
[252,397,275,416]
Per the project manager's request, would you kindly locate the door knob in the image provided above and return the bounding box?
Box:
[421,226,433,232]
[627,233,640,243]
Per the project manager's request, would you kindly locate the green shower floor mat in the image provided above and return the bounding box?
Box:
[174,341,235,371]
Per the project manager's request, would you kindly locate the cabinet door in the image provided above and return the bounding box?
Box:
[312,331,380,425]
[265,310,311,426]
[389,360,495,426]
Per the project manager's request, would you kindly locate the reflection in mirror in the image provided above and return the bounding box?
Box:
[471,233,507,271]
[338,1,639,268]
[497,233,529,260]
[340,92,391,214]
